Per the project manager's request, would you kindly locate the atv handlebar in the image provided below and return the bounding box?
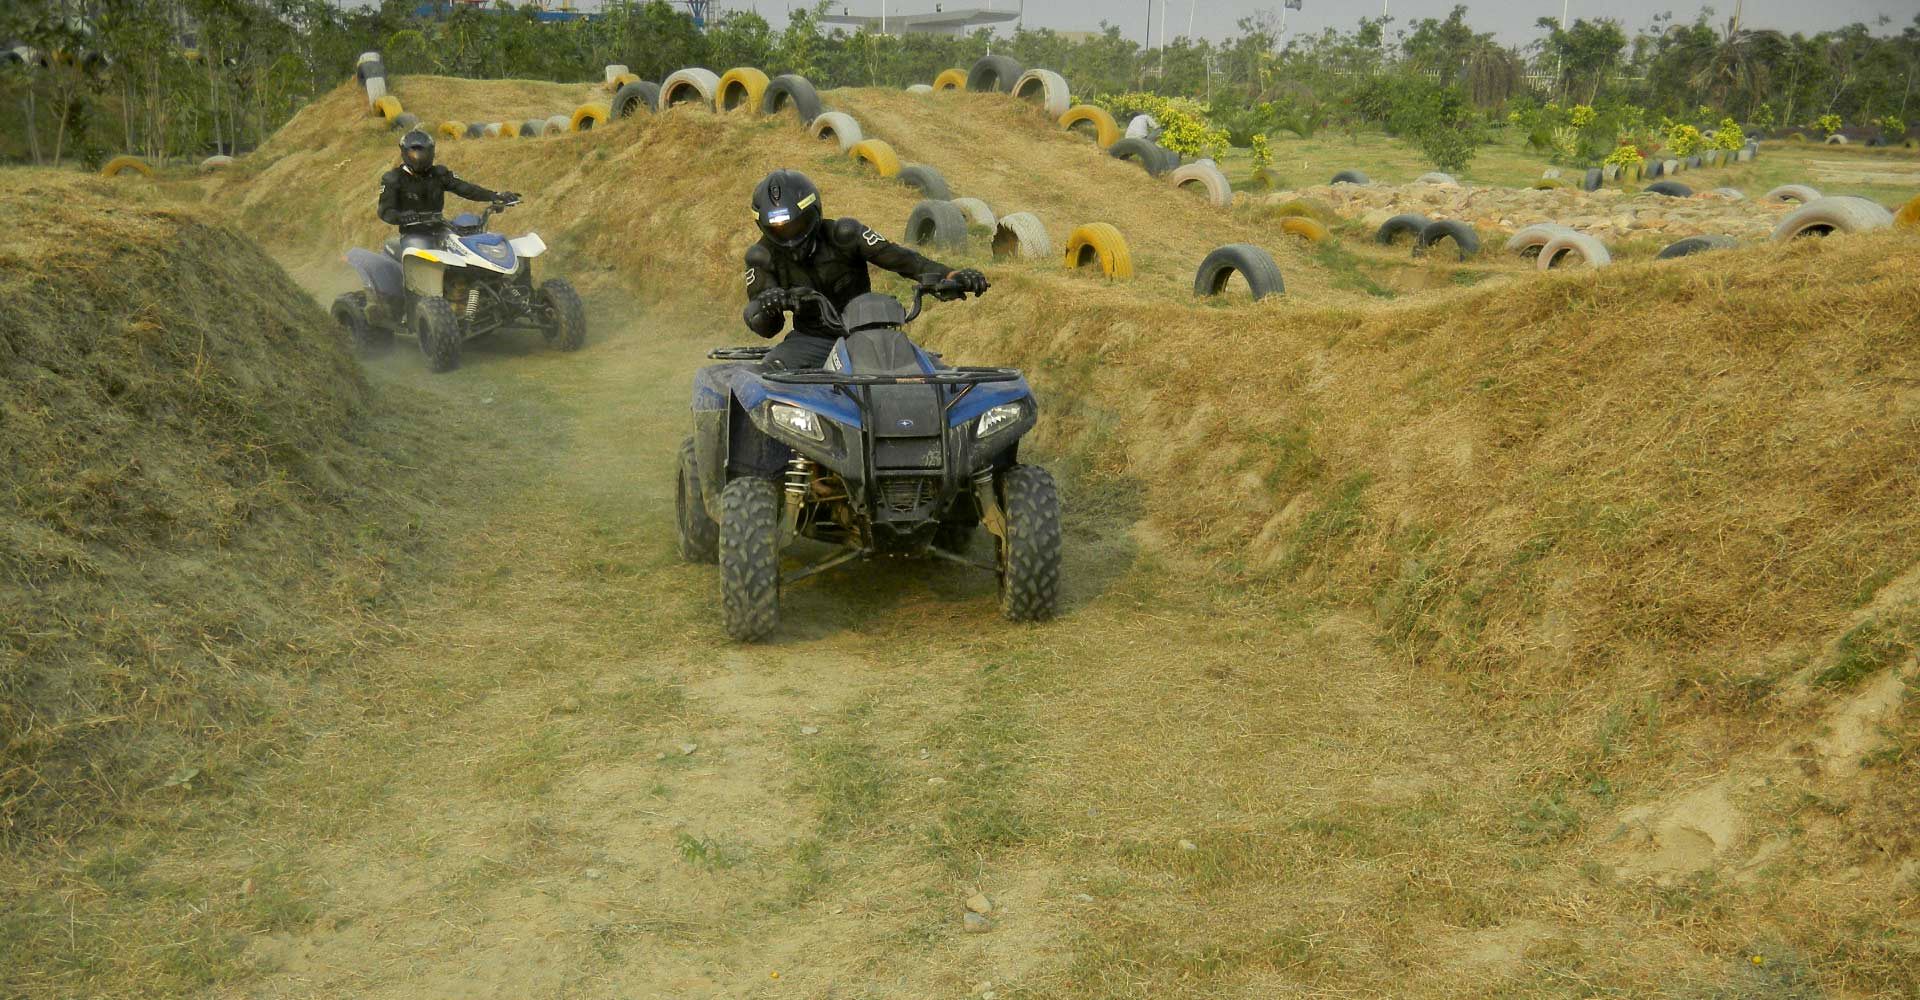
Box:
[760,366,1023,387]
[778,277,982,333]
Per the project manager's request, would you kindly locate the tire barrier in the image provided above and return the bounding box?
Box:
[569,103,609,132]
[1064,222,1134,280]
[608,71,640,93]
[1415,219,1480,260]
[1537,231,1612,270]
[1895,193,1920,228]
[1414,172,1457,185]
[543,115,570,136]
[1770,196,1895,241]
[660,68,720,110]
[849,138,901,177]
[761,74,822,123]
[603,63,629,86]
[896,163,953,201]
[464,123,488,139]
[906,83,934,95]
[1504,223,1578,258]
[1059,104,1121,148]
[992,212,1054,259]
[1108,136,1176,177]
[482,122,503,138]
[905,200,969,251]
[717,67,769,112]
[1661,158,1680,176]
[373,95,404,121]
[1655,235,1739,260]
[612,80,660,118]
[100,155,152,178]
[1582,167,1602,192]
[1825,134,1848,145]
[1279,216,1330,243]
[1270,197,1338,225]
[1194,244,1284,301]
[1530,178,1567,190]
[1167,161,1231,207]
[356,59,385,84]
[1644,181,1692,198]
[392,112,421,132]
[1711,187,1745,200]
[808,112,863,152]
[1330,169,1370,185]
[364,76,388,108]
[932,68,967,92]
[1760,184,1820,205]
[1374,213,1430,245]
[950,197,996,231]
[967,55,1023,93]
[518,120,542,138]
[1123,113,1159,140]
[497,120,523,139]
[1012,69,1071,118]
[199,154,234,171]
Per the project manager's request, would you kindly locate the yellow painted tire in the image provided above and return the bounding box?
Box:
[932,68,966,92]
[849,139,901,178]
[1063,222,1135,280]
[570,103,610,132]
[437,120,465,140]
[100,155,153,178]
[1269,197,1337,225]
[373,95,403,121]
[716,67,769,113]
[1531,178,1567,190]
[1058,104,1120,148]
[1894,193,1920,228]
[1279,217,1330,243]
[608,71,640,92]
[497,120,521,139]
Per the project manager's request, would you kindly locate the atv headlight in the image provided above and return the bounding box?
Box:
[769,403,824,442]
[975,402,1025,439]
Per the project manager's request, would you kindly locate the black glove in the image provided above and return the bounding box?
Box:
[949,269,989,295]
[494,191,521,205]
[753,286,796,314]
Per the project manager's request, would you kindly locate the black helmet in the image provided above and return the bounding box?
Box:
[751,169,822,249]
[400,128,435,172]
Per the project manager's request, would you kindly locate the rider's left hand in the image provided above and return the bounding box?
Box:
[947,269,989,296]
[495,191,522,205]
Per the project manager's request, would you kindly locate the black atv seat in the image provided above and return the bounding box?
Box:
[843,329,925,376]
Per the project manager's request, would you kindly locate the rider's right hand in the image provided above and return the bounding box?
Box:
[754,286,796,313]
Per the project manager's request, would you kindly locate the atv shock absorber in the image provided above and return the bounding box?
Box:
[784,456,814,539]
[974,468,1008,539]
[465,287,482,322]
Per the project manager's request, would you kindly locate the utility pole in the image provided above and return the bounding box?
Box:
[1158,0,1168,75]
[1557,0,1571,101]
[1187,0,1196,40]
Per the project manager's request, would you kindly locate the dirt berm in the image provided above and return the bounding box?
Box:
[0,174,443,840]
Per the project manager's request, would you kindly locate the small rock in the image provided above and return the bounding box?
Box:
[963,911,992,933]
[799,726,820,736]
[556,696,582,715]
[966,893,993,915]
[971,982,994,996]
[1073,893,1095,903]
[1178,839,1199,852]
[927,776,946,786]
[678,743,698,756]
[583,867,605,880]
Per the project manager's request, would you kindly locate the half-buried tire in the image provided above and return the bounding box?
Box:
[1063,223,1134,280]
[1537,231,1612,270]
[543,114,571,136]
[1416,219,1480,260]
[438,120,465,140]
[465,123,488,139]
[906,83,934,95]
[967,55,1023,93]
[1012,68,1070,118]
[997,465,1062,623]
[1279,217,1329,243]
[1109,137,1174,177]
[1375,213,1430,245]
[612,80,660,118]
[849,139,901,178]
[1193,243,1284,301]
[1415,172,1458,185]
[1168,161,1232,207]
[1330,169,1370,185]
[1655,235,1739,260]
[392,112,421,132]
[1770,196,1896,241]
[897,163,953,201]
[950,197,996,231]
[660,68,720,110]
[1059,104,1121,148]
[761,74,822,123]
[570,103,609,131]
[1644,181,1692,197]
[905,200,968,251]
[993,212,1053,260]
[932,68,967,92]
[517,120,541,138]
[101,155,152,178]
[1504,223,1577,258]
[1760,184,1820,205]
[716,67,768,112]
[808,111,862,151]
[720,477,781,642]
[1896,193,1920,228]
[1582,167,1603,191]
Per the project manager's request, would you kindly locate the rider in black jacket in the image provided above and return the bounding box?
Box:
[378,129,517,252]
[742,169,986,369]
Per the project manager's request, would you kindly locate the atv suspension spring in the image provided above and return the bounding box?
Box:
[784,457,815,504]
[465,287,482,319]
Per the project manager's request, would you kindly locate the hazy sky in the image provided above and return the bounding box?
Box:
[717,0,1919,45]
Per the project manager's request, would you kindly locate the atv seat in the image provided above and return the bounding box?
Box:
[384,231,437,261]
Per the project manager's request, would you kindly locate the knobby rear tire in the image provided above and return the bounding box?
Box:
[998,465,1062,622]
[676,438,720,564]
[540,278,587,351]
[415,297,461,373]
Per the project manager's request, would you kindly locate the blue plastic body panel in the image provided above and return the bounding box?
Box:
[344,247,403,300]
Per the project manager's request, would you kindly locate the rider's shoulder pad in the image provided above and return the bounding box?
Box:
[744,242,773,267]
[828,216,879,248]
[379,167,402,186]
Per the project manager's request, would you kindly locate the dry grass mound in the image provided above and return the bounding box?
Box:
[0,174,422,841]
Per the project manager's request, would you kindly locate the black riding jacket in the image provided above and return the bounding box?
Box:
[743,217,950,339]
[377,164,497,228]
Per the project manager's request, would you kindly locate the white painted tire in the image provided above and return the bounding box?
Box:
[1011,69,1071,118]
[1123,113,1158,140]
[808,112,863,152]
[604,63,629,85]
[659,67,720,110]
[364,76,387,106]
[1712,187,1746,201]
[482,122,503,138]
[1415,172,1457,185]
[1167,161,1232,208]
[1536,231,1612,270]
[907,84,933,95]
[951,197,996,230]
[200,154,234,171]
[992,211,1054,260]
[1504,223,1578,257]
[543,114,571,136]
[1770,196,1895,242]
[1825,134,1848,145]
[1760,184,1821,205]
[356,51,381,67]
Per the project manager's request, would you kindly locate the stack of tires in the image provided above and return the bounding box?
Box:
[357,52,396,120]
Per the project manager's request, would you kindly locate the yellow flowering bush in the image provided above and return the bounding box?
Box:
[1568,104,1596,128]
[1662,119,1706,156]
[1817,113,1843,135]
[1093,92,1228,159]
[1603,143,1645,168]
[1713,118,1745,151]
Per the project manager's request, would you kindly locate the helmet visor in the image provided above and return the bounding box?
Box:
[402,143,432,171]
[762,206,807,242]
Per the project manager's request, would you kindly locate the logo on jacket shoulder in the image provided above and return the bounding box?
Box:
[861,228,883,247]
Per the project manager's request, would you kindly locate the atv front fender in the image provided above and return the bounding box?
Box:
[345,248,402,301]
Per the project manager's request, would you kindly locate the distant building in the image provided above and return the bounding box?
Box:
[820,6,1019,37]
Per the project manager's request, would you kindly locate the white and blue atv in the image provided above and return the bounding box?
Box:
[679,278,1063,642]
[331,199,585,372]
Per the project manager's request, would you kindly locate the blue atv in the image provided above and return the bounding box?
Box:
[678,279,1062,641]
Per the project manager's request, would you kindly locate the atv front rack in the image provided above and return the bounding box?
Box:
[761,367,1021,387]
[708,346,773,361]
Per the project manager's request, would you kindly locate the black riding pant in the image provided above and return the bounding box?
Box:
[763,332,837,370]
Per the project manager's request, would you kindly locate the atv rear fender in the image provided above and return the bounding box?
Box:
[345,248,402,301]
